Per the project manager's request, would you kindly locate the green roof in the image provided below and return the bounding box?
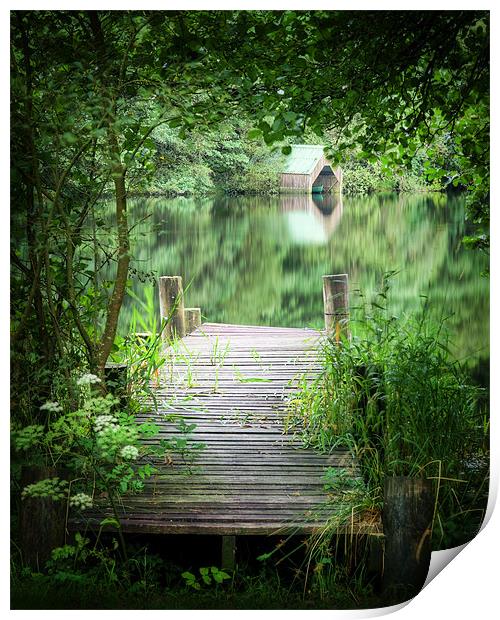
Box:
[282,145,326,175]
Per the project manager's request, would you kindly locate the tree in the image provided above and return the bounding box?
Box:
[10,10,237,420]
[191,10,489,250]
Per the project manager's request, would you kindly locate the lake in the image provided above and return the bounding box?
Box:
[121,192,489,371]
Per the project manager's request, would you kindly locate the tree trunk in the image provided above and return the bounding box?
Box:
[97,166,130,374]
[88,12,131,376]
[19,466,66,570]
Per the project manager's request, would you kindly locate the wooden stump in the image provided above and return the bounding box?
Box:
[184,307,202,335]
[322,274,350,341]
[158,276,186,340]
[19,466,66,570]
[382,476,433,603]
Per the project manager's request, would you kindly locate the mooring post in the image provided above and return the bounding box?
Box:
[184,307,202,335]
[382,476,434,603]
[221,535,236,572]
[158,276,186,340]
[322,273,350,341]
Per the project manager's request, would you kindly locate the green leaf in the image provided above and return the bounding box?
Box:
[282,145,292,155]
[247,128,262,140]
[62,132,77,144]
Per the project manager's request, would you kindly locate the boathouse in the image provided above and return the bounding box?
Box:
[280,144,342,193]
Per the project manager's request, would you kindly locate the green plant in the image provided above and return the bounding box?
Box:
[159,418,206,472]
[11,373,164,560]
[287,275,488,548]
[209,335,231,393]
[181,566,231,590]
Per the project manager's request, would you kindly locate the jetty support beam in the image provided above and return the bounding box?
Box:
[382,476,433,603]
[221,535,236,572]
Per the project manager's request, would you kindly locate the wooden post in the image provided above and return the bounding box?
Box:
[105,362,128,411]
[184,307,202,335]
[322,274,350,341]
[221,535,236,572]
[382,476,434,603]
[158,276,186,340]
[19,466,66,570]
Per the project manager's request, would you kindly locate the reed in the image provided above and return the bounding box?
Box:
[288,275,488,549]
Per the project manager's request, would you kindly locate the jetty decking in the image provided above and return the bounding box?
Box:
[83,322,371,537]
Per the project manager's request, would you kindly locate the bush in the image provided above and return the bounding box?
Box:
[143,118,282,196]
[148,163,215,196]
[222,162,281,194]
[342,161,384,194]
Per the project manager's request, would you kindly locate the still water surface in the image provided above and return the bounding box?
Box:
[123,192,488,366]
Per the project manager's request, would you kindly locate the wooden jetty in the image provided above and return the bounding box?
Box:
[76,275,381,567]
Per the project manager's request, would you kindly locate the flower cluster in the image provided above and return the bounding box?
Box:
[40,401,63,413]
[69,492,93,510]
[120,445,139,461]
[96,424,139,462]
[93,414,118,435]
[76,373,101,386]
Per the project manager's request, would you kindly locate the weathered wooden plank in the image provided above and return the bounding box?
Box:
[75,520,380,537]
[69,322,367,537]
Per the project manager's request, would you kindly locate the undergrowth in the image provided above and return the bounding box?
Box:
[10,544,380,610]
[286,273,489,550]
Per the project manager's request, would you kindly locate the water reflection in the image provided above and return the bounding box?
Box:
[118,192,488,364]
[280,194,343,243]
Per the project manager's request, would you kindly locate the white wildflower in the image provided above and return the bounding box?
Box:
[69,492,93,510]
[277,88,285,95]
[120,445,139,461]
[40,401,63,413]
[94,414,118,434]
[76,373,102,386]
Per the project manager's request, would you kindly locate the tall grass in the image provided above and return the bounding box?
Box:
[287,275,489,549]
